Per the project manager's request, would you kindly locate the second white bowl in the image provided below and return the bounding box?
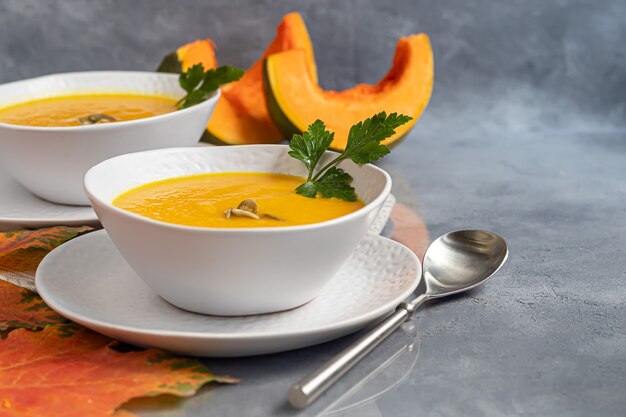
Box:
[0,71,219,205]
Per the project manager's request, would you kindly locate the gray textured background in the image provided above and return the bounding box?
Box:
[1,1,625,416]
[1,0,625,135]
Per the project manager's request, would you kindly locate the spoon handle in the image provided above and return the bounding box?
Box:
[288,294,427,408]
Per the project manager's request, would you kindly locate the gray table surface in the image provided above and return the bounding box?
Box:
[118,130,625,417]
[1,0,625,416]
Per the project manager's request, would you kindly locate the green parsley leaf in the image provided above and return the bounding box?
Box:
[177,64,244,109]
[288,120,334,180]
[290,112,411,201]
[198,66,245,94]
[295,168,356,201]
[345,112,411,164]
[295,181,319,198]
[178,90,207,109]
[315,167,356,201]
[178,64,205,94]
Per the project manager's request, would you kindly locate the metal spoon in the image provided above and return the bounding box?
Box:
[288,229,509,408]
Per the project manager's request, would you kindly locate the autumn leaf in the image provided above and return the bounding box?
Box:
[0,279,66,331]
[0,227,90,330]
[0,324,238,417]
[0,226,238,416]
[0,226,93,256]
[0,226,94,291]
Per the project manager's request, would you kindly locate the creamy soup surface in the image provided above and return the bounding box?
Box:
[113,172,365,228]
[0,93,177,127]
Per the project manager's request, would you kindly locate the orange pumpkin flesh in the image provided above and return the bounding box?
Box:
[264,34,434,150]
[204,12,318,145]
[157,39,217,73]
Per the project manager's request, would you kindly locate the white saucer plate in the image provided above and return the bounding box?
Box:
[36,229,420,357]
[0,166,98,231]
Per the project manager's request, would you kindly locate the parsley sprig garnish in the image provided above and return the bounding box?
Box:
[177,64,244,109]
[289,112,412,201]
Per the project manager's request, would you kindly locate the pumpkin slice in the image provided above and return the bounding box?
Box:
[157,39,218,73]
[204,12,318,145]
[264,34,434,150]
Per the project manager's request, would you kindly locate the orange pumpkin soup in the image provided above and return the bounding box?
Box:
[113,172,365,228]
[0,93,177,127]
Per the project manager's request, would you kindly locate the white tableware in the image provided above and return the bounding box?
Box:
[0,71,219,205]
[36,230,420,357]
[84,145,392,316]
[0,166,98,232]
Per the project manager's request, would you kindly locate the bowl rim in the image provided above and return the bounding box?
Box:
[84,145,393,234]
[0,70,220,132]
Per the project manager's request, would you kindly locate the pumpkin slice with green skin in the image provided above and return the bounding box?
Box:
[264,34,434,151]
[203,12,318,145]
[157,39,218,73]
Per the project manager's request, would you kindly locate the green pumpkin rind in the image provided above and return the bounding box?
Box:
[156,52,182,74]
[199,129,232,146]
[262,57,302,141]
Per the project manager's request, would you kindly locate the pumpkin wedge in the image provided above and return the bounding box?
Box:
[264,34,434,150]
[157,39,218,73]
[204,12,318,145]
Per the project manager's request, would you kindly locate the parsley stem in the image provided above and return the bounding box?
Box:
[311,153,349,182]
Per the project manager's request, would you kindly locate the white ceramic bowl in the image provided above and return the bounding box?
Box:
[84,145,392,316]
[0,71,219,205]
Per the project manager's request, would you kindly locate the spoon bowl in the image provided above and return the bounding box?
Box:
[423,230,508,298]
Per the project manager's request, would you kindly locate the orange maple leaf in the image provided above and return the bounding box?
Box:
[1,226,94,297]
[0,226,92,330]
[0,279,66,331]
[0,226,93,256]
[0,324,238,417]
